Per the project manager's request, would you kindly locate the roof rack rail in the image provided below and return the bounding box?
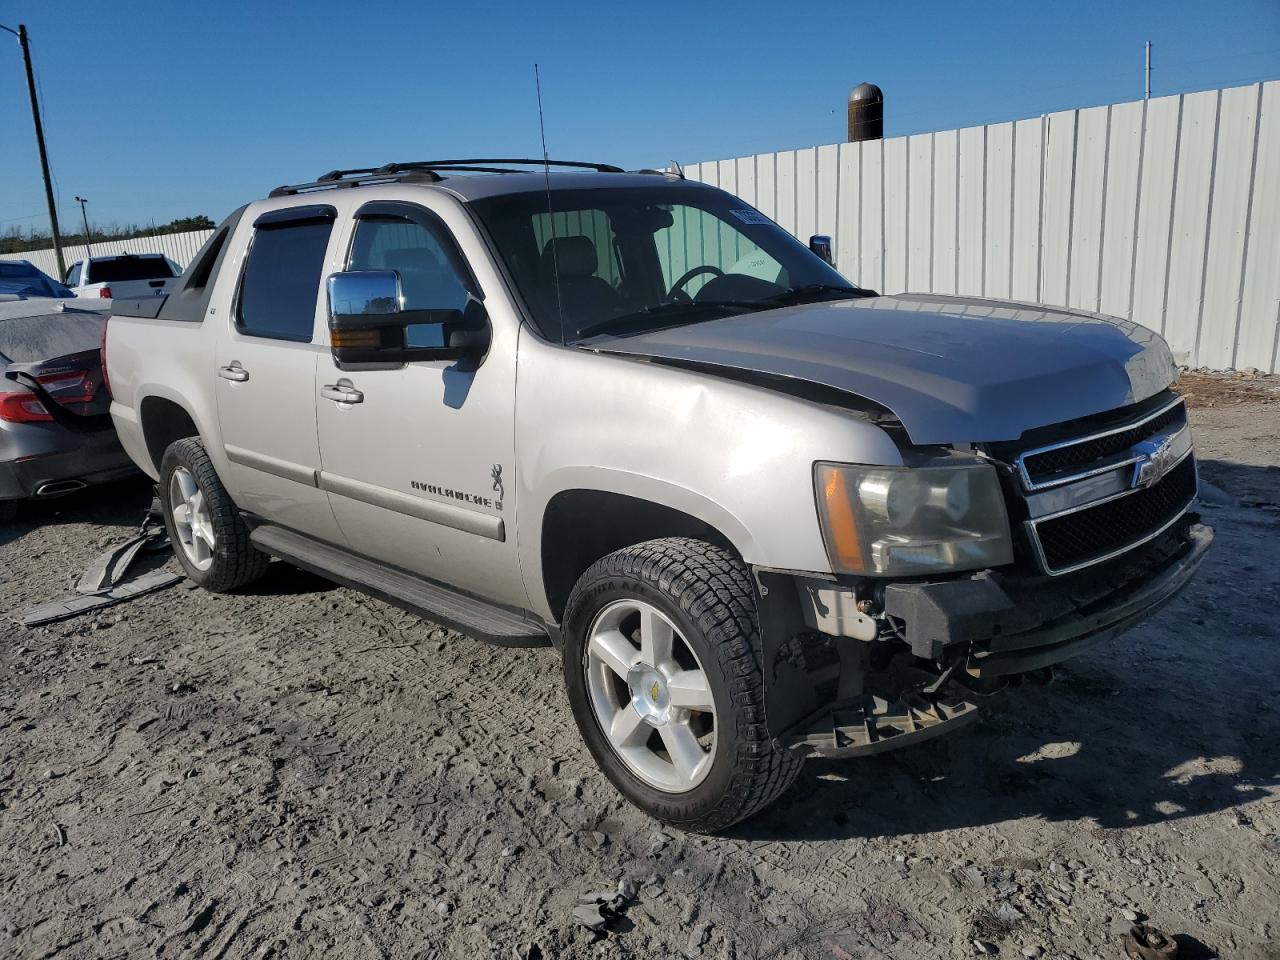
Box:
[268,158,624,199]
[380,158,625,174]
[268,168,442,198]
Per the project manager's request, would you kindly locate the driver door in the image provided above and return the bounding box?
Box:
[314,199,527,610]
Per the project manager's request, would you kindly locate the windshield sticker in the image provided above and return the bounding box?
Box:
[729,209,772,225]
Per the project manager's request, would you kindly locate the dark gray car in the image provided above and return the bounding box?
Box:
[0,299,136,521]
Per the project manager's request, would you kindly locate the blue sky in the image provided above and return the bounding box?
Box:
[2,0,1277,234]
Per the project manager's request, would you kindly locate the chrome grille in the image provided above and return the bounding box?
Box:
[1016,396,1188,491]
[1031,454,1197,574]
[1007,394,1198,576]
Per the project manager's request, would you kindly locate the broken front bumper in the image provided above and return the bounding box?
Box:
[762,519,1213,759]
[883,519,1213,678]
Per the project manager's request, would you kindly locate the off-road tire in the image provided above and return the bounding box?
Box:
[159,437,269,592]
[562,537,803,832]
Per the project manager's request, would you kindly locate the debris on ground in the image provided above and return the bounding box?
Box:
[15,496,179,627]
[1124,923,1179,960]
[571,880,637,938]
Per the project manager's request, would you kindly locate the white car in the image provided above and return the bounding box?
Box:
[64,253,180,300]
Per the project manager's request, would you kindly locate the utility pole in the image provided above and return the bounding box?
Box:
[75,196,91,258]
[0,24,66,277]
[1145,41,1152,100]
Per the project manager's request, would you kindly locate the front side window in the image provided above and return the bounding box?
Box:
[238,220,333,342]
[347,215,472,349]
[66,263,82,286]
[470,184,863,343]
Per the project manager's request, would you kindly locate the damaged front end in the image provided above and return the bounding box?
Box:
[757,389,1214,758]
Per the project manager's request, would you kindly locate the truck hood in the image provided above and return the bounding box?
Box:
[590,294,1177,445]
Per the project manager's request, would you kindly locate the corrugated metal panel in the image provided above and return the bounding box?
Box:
[1130,94,1181,340]
[816,143,840,258]
[1068,105,1110,312]
[984,122,1014,298]
[1163,89,1219,357]
[1236,80,1280,371]
[883,136,909,294]
[796,147,818,243]
[775,150,797,234]
[957,125,985,296]
[932,129,959,295]
[1011,116,1044,302]
[1099,100,1144,318]
[835,142,859,273]
[735,155,757,209]
[859,139,885,291]
[907,134,933,291]
[1040,109,1076,307]
[755,152,777,220]
[1198,84,1260,369]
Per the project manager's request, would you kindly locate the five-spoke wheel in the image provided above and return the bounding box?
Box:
[168,465,216,571]
[585,599,716,792]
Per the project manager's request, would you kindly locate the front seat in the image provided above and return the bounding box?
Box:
[538,236,622,338]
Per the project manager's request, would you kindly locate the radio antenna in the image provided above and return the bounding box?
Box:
[535,63,566,344]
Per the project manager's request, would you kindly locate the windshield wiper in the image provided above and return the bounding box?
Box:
[577,299,765,339]
[765,283,877,305]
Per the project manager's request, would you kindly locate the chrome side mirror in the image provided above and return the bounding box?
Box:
[327,270,402,317]
[809,234,834,266]
[326,270,489,369]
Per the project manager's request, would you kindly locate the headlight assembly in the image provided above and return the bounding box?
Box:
[815,461,1013,576]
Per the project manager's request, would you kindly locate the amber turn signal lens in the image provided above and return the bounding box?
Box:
[330,329,381,349]
[817,464,865,573]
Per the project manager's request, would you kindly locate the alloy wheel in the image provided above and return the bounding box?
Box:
[169,465,215,571]
[584,598,717,792]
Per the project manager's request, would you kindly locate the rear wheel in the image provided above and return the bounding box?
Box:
[562,537,803,832]
[159,437,269,592]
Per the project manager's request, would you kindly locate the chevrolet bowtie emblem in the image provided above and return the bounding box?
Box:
[650,681,661,702]
[1131,433,1177,490]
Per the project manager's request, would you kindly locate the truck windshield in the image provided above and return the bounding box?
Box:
[468,185,872,343]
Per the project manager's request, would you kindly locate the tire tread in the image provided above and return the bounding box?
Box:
[565,537,802,832]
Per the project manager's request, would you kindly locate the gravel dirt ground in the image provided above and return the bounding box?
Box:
[1,372,1278,960]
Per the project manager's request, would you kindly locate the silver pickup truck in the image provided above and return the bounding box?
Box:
[105,159,1212,831]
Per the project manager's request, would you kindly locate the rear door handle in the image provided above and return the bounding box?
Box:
[218,362,249,382]
[321,380,364,404]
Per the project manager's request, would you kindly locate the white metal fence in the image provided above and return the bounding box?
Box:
[685,80,1280,373]
[1,229,215,281]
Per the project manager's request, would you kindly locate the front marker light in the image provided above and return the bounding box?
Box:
[815,461,1013,576]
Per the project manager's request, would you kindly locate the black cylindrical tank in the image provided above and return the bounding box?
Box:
[847,83,884,142]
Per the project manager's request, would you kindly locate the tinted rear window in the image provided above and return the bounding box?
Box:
[88,257,176,283]
[237,221,332,342]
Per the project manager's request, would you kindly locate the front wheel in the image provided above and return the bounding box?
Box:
[159,437,269,592]
[562,538,802,832]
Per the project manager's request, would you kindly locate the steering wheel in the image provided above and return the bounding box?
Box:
[667,265,725,301]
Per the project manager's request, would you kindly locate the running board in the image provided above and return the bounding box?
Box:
[249,524,549,647]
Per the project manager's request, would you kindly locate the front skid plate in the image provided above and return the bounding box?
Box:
[783,689,982,758]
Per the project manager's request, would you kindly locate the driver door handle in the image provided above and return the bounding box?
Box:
[321,381,364,404]
[218,362,249,382]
